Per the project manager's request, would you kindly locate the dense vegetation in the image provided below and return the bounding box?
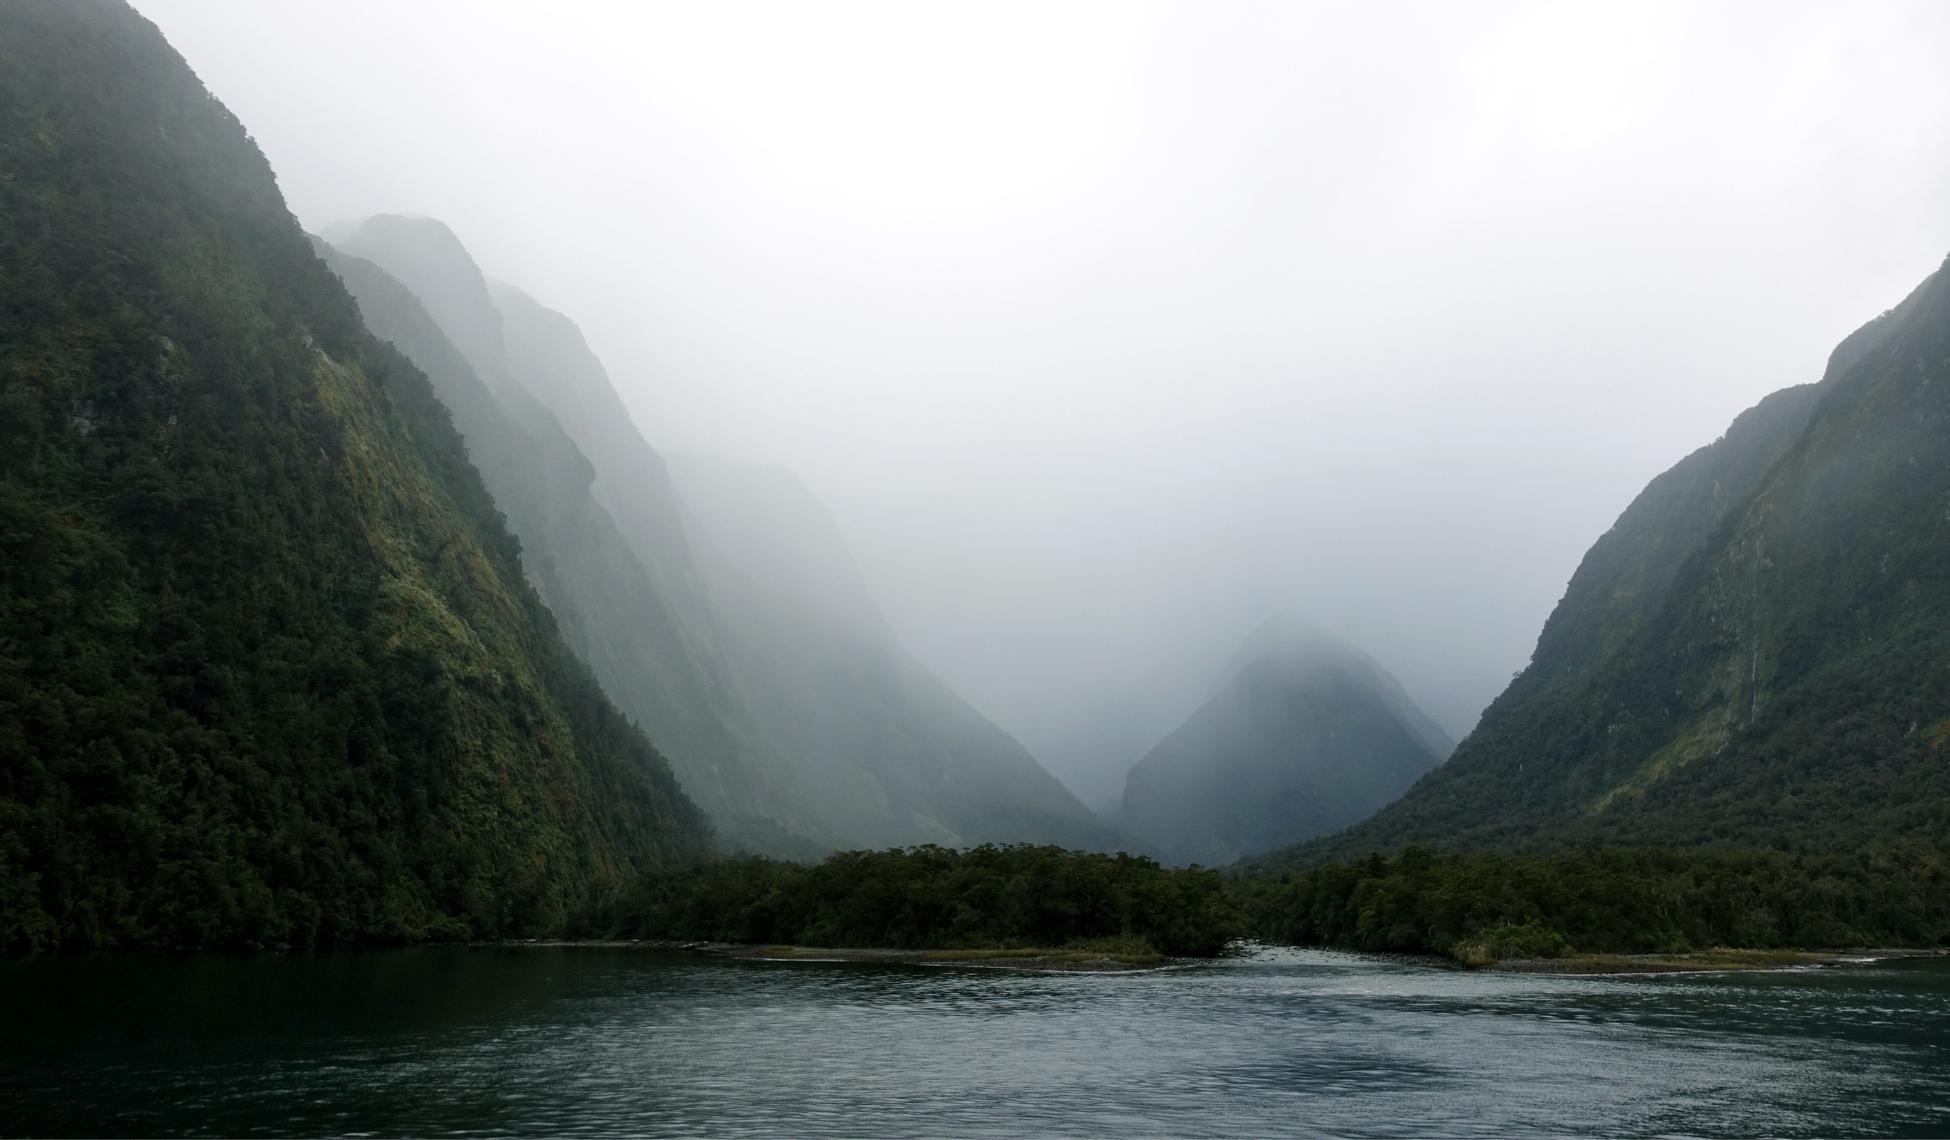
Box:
[0,0,707,952]
[581,840,1948,967]
[1282,256,1950,864]
[1121,624,1450,866]
[1236,845,1950,963]
[597,844,1241,958]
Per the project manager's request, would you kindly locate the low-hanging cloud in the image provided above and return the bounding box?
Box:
[132,0,1950,806]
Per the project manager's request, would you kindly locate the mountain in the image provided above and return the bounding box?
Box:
[1119,625,1450,865]
[664,455,1121,850]
[0,0,709,951]
[330,220,1113,852]
[663,456,885,638]
[483,279,703,602]
[490,282,1118,851]
[1283,258,1950,864]
[317,227,817,855]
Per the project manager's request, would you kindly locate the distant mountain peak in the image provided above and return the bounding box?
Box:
[339,214,513,390]
[1121,628,1450,866]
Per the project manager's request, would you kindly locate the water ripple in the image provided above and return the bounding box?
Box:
[2,948,1947,1138]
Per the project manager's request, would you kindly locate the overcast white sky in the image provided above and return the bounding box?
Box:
[134,0,1950,807]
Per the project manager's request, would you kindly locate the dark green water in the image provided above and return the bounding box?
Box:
[2,946,1946,1137]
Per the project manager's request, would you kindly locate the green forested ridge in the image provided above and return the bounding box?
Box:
[596,840,1947,965]
[1120,624,1450,866]
[1236,845,1950,964]
[0,0,708,951]
[1273,258,1950,865]
[602,844,1241,958]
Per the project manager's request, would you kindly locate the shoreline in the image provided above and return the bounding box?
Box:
[474,939,1947,976]
[708,942,1183,972]
[1487,947,1950,975]
[479,939,1188,972]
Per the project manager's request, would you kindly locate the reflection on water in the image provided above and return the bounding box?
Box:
[2,946,1946,1137]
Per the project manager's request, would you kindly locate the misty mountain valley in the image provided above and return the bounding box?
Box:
[3,2,1950,1137]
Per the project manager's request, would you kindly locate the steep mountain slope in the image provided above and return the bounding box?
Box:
[486,279,702,600]
[331,221,1112,851]
[664,456,886,638]
[1120,626,1450,865]
[1287,260,1950,863]
[0,1,708,950]
[490,282,1116,850]
[666,456,1121,850]
[316,235,818,854]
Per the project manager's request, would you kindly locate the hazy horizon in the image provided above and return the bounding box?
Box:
[130,0,1950,807]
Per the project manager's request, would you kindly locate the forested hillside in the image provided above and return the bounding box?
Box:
[0,0,709,951]
[1274,260,1950,865]
[1237,844,1950,963]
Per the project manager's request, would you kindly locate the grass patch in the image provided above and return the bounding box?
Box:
[1451,920,1572,968]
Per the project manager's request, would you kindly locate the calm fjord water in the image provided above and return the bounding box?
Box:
[3,946,1946,1137]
